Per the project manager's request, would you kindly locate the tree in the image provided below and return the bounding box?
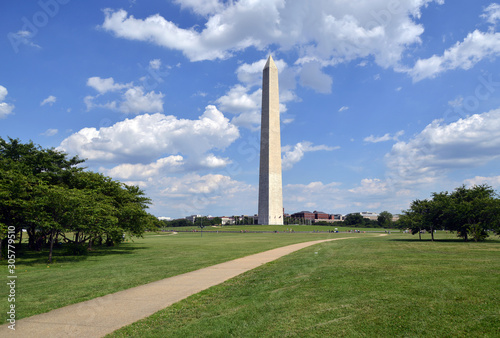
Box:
[0,138,155,261]
[401,185,500,242]
[344,213,364,226]
[377,211,393,228]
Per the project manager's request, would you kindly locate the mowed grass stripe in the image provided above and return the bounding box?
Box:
[109,234,500,337]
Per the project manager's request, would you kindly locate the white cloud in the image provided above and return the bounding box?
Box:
[408,30,500,81]
[102,155,184,180]
[84,95,117,111]
[120,87,164,114]
[7,30,41,52]
[364,130,404,143]
[40,95,57,106]
[156,173,255,215]
[464,175,500,189]
[149,59,161,70]
[0,85,14,119]
[41,128,58,137]
[87,77,132,94]
[216,85,261,115]
[348,178,388,195]
[217,57,298,128]
[197,154,231,169]
[284,181,343,211]
[59,105,239,166]
[448,96,464,108]
[338,106,349,112]
[0,86,8,102]
[86,76,164,114]
[482,3,500,25]
[386,108,500,185]
[282,141,339,170]
[173,0,224,16]
[101,1,443,68]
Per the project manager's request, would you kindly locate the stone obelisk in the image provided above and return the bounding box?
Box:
[258,56,283,225]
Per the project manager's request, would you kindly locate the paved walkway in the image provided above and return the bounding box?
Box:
[1,237,354,337]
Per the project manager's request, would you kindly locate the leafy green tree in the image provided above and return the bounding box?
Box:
[0,137,155,261]
[401,185,500,242]
[377,211,393,228]
[344,213,364,226]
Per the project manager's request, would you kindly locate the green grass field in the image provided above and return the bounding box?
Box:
[109,233,500,337]
[164,224,387,232]
[2,230,499,337]
[0,230,349,321]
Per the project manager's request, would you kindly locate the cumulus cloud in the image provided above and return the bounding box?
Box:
[173,0,224,16]
[0,85,14,119]
[87,77,132,94]
[101,1,443,68]
[102,155,184,180]
[156,173,255,215]
[386,108,500,185]
[59,105,239,166]
[217,57,298,129]
[348,178,388,195]
[40,95,57,106]
[119,87,164,114]
[282,141,339,170]
[86,76,163,114]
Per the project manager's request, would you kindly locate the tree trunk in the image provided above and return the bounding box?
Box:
[48,230,56,264]
[419,230,421,240]
[431,228,434,241]
[28,228,35,250]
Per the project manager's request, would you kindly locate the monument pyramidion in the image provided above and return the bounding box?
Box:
[258,56,284,225]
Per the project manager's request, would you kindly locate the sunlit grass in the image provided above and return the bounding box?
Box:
[0,231,351,321]
[110,233,500,337]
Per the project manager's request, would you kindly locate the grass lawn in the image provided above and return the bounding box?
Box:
[1,230,354,321]
[109,233,500,337]
[166,224,387,232]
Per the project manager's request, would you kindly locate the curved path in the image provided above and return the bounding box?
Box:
[1,237,355,337]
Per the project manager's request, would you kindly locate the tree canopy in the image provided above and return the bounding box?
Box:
[398,185,500,241]
[0,137,159,262]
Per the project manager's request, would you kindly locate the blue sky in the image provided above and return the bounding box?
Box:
[2,0,500,219]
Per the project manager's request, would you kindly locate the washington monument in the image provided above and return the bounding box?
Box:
[258,56,284,225]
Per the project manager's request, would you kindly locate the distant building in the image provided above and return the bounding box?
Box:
[221,217,235,225]
[355,211,379,221]
[186,215,202,223]
[290,211,343,223]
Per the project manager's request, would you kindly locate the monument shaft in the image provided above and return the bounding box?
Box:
[258,56,283,225]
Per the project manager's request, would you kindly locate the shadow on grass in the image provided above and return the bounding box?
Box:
[2,243,147,266]
[390,238,500,243]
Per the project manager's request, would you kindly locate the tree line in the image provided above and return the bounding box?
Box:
[397,185,500,241]
[0,138,160,262]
